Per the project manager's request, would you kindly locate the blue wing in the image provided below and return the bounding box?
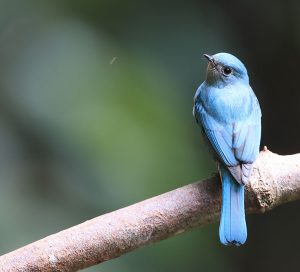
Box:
[193,91,261,184]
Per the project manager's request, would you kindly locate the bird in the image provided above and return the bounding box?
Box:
[193,53,261,246]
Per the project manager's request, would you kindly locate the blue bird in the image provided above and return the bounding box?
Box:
[193,53,261,246]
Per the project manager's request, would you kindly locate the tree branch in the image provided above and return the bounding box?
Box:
[1,149,300,271]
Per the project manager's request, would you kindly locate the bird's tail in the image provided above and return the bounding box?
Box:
[219,164,247,246]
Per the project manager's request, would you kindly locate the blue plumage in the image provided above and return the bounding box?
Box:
[219,164,247,245]
[193,53,261,245]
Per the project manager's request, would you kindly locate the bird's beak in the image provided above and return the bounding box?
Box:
[203,54,216,68]
[203,54,213,61]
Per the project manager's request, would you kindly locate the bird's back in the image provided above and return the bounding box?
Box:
[195,81,257,125]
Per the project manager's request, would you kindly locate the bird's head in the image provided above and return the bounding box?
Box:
[204,53,249,87]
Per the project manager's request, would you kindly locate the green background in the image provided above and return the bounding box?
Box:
[0,1,299,271]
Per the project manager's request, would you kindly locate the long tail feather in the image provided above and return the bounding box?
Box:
[219,164,247,246]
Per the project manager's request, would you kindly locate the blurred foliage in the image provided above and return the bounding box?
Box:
[0,0,299,271]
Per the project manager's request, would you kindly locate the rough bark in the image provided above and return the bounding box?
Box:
[0,149,300,271]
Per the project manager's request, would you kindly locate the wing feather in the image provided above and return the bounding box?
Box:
[194,94,261,184]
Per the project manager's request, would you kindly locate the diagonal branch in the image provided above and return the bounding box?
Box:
[1,149,300,271]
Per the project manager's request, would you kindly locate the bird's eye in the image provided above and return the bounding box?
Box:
[223,67,232,76]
